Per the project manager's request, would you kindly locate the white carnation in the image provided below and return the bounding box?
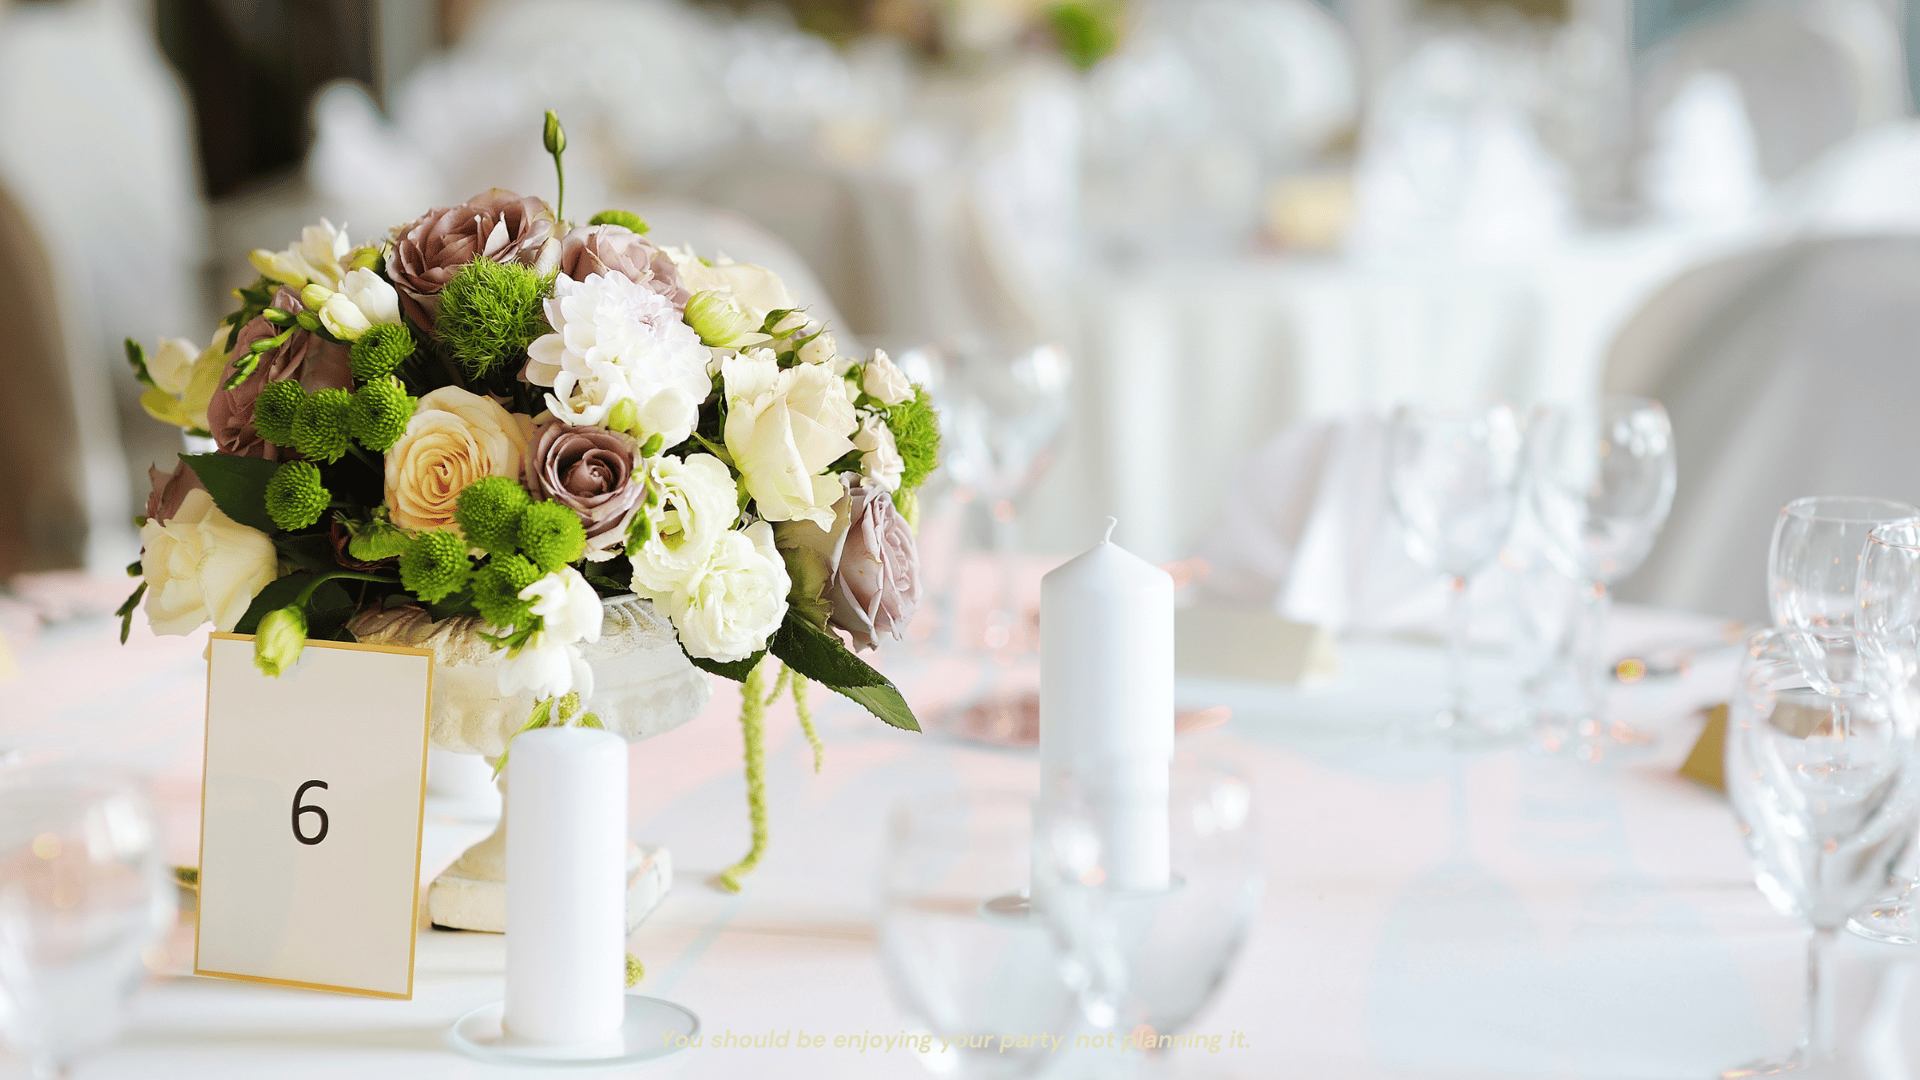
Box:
[525,272,711,443]
[663,521,791,663]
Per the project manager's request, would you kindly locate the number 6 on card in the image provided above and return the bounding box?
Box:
[196,633,433,998]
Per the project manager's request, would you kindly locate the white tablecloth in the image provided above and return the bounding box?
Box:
[4,603,1919,1079]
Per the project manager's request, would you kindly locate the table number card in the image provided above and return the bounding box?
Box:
[196,632,433,999]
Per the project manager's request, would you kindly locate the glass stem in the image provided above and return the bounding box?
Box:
[1574,579,1611,725]
[1445,574,1471,724]
[1806,927,1839,1060]
[991,505,1018,651]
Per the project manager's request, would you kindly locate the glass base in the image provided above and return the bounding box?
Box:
[448,995,698,1067]
[1848,889,1919,946]
[1720,1049,1842,1077]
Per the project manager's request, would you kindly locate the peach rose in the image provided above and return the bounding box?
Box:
[383,387,534,535]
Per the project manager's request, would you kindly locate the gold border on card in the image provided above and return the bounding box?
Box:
[195,632,435,1000]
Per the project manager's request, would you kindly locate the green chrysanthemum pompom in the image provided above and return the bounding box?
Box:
[264,460,330,532]
[588,209,649,234]
[292,387,355,464]
[886,385,941,494]
[517,500,587,573]
[349,376,415,453]
[437,258,553,381]
[400,529,471,605]
[350,322,414,382]
[472,552,542,629]
[253,379,307,446]
[455,476,533,556]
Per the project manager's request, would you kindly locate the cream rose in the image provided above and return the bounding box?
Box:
[722,352,857,529]
[384,387,533,535]
[662,521,791,663]
[139,488,279,635]
[629,453,738,596]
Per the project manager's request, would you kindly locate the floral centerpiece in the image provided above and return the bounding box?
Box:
[119,115,936,887]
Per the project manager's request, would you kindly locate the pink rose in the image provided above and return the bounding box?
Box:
[827,485,920,651]
[144,460,205,525]
[528,421,645,560]
[556,225,688,309]
[387,188,559,332]
[206,287,352,459]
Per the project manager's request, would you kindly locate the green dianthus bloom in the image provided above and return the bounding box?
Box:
[437,258,553,381]
[350,322,414,382]
[253,380,307,446]
[264,460,330,531]
[516,500,587,573]
[886,386,940,494]
[350,377,415,453]
[292,387,355,464]
[472,553,542,629]
[587,209,649,234]
[400,529,471,604]
[455,476,533,556]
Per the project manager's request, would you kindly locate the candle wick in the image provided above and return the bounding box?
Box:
[1102,517,1117,544]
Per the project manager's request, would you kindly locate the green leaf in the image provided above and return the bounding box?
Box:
[124,338,156,389]
[116,581,147,644]
[180,453,279,533]
[768,616,921,731]
[277,531,341,573]
[684,645,764,683]
[232,574,311,636]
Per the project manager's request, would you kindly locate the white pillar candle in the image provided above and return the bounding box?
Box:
[1040,521,1174,891]
[505,726,628,1046]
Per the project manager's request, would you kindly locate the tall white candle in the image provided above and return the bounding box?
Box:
[1040,520,1174,891]
[505,726,628,1046]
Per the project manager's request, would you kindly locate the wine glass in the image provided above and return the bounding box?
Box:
[1386,403,1524,743]
[0,770,176,1079]
[1771,497,1920,697]
[1723,629,1920,1077]
[1035,756,1262,1072]
[1847,520,1920,945]
[1526,396,1678,758]
[878,790,1076,1079]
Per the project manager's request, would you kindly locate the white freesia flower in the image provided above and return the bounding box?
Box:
[148,337,199,396]
[139,488,279,636]
[496,568,604,701]
[722,352,857,528]
[304,268,401,341]
[249,219,351,290]
[629,454,738,595]
[525,272,710,442]
[663,521,791,663]
[861,349,913,406]
[665,246,796,332]
[522,567,604,646]
[852,413,905,492]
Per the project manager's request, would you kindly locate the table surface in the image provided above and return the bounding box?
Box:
[4,598,1920,1080]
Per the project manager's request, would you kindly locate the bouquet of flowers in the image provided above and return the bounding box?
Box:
[121,115,935,882]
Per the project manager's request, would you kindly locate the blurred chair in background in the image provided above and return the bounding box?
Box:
[1608,235,1920,623]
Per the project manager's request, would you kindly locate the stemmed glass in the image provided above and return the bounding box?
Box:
[0,770,176,1079]
[1035,757,1263,1074]
[878,791,1077,1079]
[1525,396,1678,758]
[1847,520,1920,945]
[1723,629,1920,1077]
[1386,403,1523,743]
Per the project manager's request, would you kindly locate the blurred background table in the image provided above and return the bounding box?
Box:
[5,601,1920,1079]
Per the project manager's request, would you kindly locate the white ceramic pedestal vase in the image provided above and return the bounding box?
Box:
[352,594,709,932]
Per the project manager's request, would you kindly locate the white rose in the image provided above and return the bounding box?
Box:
[861,349,913,406]
[139,488,279,636]
[797,328,836,366]
[852,413,905,493]
[249,218,351,290]
[629,454,738,596]
[664,521,791,663]
[385,387,534,534]
[722,352,858,528]
[496,632,594,701]
[526,272,710,443]
[522,567,603,647]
